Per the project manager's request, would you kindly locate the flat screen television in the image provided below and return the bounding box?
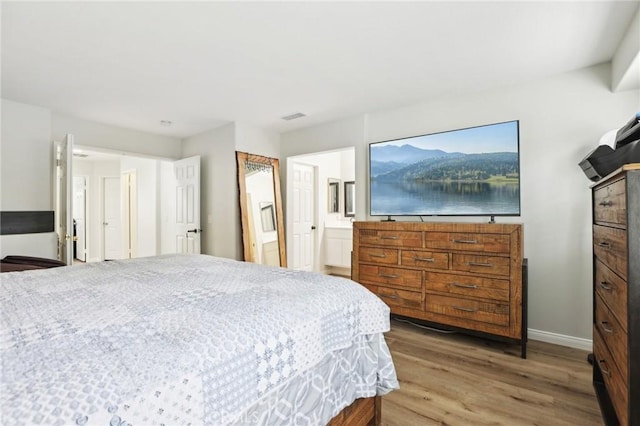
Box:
[369,120,520,218]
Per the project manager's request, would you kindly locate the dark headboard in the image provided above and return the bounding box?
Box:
[0,211,55,235]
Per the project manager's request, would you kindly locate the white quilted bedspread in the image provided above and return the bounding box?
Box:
[0,254,398,425]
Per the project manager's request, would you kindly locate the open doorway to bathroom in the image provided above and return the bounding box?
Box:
[286,147,355,276]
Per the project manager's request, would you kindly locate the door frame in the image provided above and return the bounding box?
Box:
[53,136,74,265]
[121,170,137,259]
[72,175,89,262]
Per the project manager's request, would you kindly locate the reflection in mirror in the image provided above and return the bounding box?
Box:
[260,202,276,232]
[328,178,340,213]
[236,151,286,267]
[344,181,355,217]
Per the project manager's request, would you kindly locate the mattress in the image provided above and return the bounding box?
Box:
[0,254,398,425]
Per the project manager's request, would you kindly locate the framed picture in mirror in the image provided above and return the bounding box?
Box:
[328,178,340,213]
[344,181,355,217]
[260,202,276,232]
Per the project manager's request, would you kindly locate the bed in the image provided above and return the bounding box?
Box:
[0,254,398,425]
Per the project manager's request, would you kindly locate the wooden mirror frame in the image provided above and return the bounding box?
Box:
[236,151,287,267]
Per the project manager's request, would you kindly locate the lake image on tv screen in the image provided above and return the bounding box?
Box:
[370,121,520,216]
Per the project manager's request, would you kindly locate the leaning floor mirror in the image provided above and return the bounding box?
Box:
[236,151,287,267]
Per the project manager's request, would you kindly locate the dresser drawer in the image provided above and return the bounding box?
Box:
[595,259,628,332]
[401,250,449,270]
[358,247,398,265]
[594,177,626,227]
[594,328,628,426]
[452,254,510,277]
[358,264,422,290]
[425,294,509,326]
[593,225,628,280]
[425,271,510,302]
[595,293,628,385]
[377,286,423,310]
[359,230,422,247]
[425,232,510,253]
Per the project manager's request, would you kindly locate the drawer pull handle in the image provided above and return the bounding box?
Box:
[599,321,614,334]
[598,200,613,207]
[599,281,612,291]
[381,294,398,300]
[451,282,478,289]
[467,262,493,267]
[379,274,399,279]
[452,239,478,244]
[381,236,399,240]
[369,253,387,258]
[597,241,611,249]
[453,305,478,313]
[598,360,612,377]
[414,257,435,262]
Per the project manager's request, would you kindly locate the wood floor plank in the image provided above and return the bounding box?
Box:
[381,318,602,426]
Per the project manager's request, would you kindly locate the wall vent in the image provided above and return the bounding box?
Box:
[281,112,306,121]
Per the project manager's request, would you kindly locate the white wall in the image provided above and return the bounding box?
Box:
[159,161,177,254]
[1,99,53,210]
[52,113,182,159]
[281,63,640,343]
[612,6,640,92]
[235,123,280,158]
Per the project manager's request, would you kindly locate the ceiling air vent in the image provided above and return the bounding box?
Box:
[281,112,306,121]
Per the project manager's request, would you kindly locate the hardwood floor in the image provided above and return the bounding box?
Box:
[381,318,603,426]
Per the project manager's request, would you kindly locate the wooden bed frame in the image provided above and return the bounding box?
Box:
[327,396,381,426]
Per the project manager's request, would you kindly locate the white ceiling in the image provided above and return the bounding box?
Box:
[2,1,639,139]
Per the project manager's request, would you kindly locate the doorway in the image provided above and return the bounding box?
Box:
[71,146,202,261]
[286,147,355,273]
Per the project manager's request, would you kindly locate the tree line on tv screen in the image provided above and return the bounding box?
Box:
[374,152,519,182]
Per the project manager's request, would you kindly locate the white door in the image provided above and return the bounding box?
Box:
[72,176,87,262]
[103,177,123,260]
[54,135,74,265]
[291,162,315,271]
[174,156,201,254]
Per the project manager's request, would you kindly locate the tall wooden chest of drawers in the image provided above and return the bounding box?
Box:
[352,221,526,356]
[592,164,640,426]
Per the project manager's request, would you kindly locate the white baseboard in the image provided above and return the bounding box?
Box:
[528,328,592,351]
[86,257,101,263]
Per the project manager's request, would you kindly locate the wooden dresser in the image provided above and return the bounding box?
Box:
[352,221,526,357]
[591,164,640,426]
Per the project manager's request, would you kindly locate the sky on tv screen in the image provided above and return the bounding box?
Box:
[379,120,518,153]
